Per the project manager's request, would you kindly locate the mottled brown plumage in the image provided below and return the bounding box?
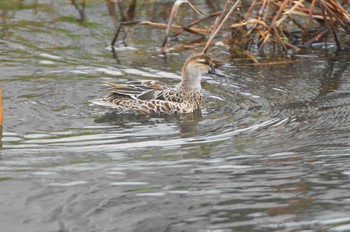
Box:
[93,53,224,114]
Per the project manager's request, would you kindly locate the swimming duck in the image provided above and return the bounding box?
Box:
[94,53,224,114]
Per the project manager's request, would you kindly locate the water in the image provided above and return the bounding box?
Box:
[1,1,350,231]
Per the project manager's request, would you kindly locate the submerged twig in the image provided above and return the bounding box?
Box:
[71,0,86,22]
[111,20,140,46]
[108,0,138,46]
[115,0,137,21]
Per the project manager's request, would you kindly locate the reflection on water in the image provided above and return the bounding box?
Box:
[1,1,350,231]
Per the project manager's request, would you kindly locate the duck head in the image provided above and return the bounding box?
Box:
[180,53,224,91]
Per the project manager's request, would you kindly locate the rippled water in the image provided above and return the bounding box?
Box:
[1,1,350,231]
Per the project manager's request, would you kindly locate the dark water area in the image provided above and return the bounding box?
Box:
[1,1,350,231]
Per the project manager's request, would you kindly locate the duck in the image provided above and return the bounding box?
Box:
[93,53,224,114]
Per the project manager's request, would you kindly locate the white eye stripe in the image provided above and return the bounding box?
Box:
[197,59,207,63]
[195,59,211,66]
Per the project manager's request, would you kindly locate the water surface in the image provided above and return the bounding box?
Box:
[1,1,350,231]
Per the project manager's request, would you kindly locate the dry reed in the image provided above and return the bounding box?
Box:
[108,0,350,58]
[231,0,350,51]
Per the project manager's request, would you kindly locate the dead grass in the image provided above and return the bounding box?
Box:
[232,0,350,50]
[107,0,350,59]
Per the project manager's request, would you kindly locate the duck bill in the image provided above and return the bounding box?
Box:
[209,66,225,77]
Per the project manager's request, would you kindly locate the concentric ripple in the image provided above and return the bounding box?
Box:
[1,1,350,231]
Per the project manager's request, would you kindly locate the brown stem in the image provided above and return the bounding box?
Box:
[305,28,329,46]
[212,0,231,31]
[127,0,137,20]
[105,0,118,26]
[171,11,221,38]
[71,0,85,22]
[332,29,341,47]
[161,0,189,50]
[111,21,212,46]
[140,21,213,33]
[305,0,316,40]
[111,21,141,46]
[203,0,241,54]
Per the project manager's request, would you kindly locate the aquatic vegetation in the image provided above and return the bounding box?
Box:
[230,0,350,51]
[101,0,350,59]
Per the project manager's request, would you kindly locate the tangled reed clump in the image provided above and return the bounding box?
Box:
[107,0,350,58]
[230,0,350,51]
